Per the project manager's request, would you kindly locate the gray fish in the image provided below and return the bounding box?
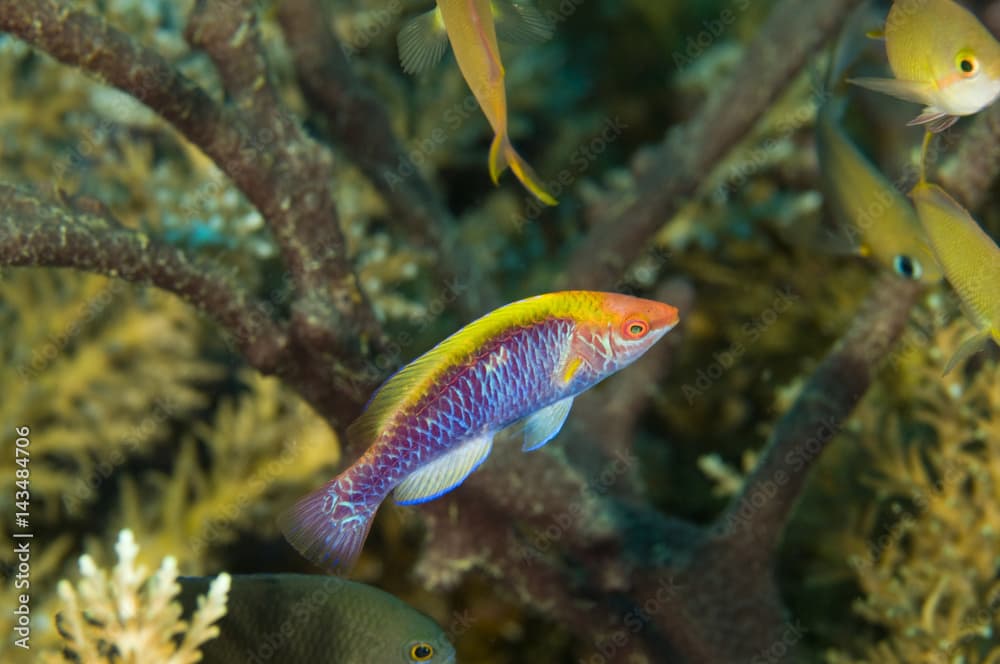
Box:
[179,573,456,664]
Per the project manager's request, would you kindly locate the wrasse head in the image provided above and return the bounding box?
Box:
[570,293,679,377]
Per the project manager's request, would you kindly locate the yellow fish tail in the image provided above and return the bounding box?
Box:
[488,133,557,206]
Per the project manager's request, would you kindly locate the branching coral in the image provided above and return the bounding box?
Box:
[2,1,1000,662]
[45,529,230,664]
[824,318,1000,664]
[117,371,339,572]
[0,268,222,520]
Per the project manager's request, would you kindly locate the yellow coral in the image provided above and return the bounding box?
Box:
[112,371,340,572]
[826,317,1000,663]
[0,269,223,522]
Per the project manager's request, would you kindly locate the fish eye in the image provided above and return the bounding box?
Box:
[409,643,434,661]
[892,254,922,280]
[622,318,649,339]
[957,51,979,77]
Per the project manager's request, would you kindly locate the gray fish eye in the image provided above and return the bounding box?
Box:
[892,254,922,280]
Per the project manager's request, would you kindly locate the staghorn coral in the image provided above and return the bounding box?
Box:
[43,529,230,664]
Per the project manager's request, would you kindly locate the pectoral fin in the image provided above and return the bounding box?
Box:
[909,110,958,133]
[849,77,933,105]
[521,397,573,451]
[394,433,493,504]
[492,0,554,44]
[398,8,449,74]
[943,329,992,374]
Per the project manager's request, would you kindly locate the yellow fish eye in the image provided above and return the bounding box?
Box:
[956,51,979,77]
[410,642,434,661]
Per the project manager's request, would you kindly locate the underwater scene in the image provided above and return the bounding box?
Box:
[1,0,1000,662]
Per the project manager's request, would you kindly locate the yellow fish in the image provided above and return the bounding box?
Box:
[851,0,1000,131]
[397,1,557,205]
[816,98,941,282]
[910,181,1000,371]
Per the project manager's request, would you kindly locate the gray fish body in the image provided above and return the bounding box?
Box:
[179,574,455,664]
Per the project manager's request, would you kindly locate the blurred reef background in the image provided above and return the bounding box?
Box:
[1,0,999,662]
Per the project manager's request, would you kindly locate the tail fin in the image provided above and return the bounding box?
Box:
[280,476,377,573]
[488,133,557,206]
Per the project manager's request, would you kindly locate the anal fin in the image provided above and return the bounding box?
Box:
[394,433,493,505]
[521,396,573,452]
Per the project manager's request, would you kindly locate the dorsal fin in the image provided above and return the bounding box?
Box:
[346,293,577,448]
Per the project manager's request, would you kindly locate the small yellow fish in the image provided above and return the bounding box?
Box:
[851,0,1000,131]
[398,1,557,204]
[816,99,941,282]
[910,181,1000,371]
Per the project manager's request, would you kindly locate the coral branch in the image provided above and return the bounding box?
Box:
[275,0,496,313]
[183,0,382,354]
[720,273,923,553]
[0,185,287,371]
[566,0,863,289]
[0,0,382,357]
[275,0,448,248]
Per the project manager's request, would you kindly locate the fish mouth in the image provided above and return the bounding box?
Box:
[652,304,680,331]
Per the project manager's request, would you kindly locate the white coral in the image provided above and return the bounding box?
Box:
[53,529,230,664]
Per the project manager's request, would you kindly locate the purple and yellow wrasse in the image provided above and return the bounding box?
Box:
[910,181,1000,372]
[397,1,557,205]
[816,99,941,282]
[282,291,679,570]
[851,0,1000,132]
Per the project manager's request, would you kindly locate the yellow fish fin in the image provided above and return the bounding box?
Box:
[492,0,553,44]
[864,28,885,40]
[394,433,493,504]
[849,76,934,105]
[944,329,992,374]
[489,133,557,205]
[521,397,573,451]
[398,8,449,74]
